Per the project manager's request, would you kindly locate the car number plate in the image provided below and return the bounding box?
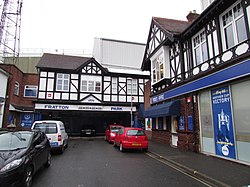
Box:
[50,142,58,146]
[132,143,141,146]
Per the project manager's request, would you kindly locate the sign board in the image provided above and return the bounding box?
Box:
[211,86,236,159]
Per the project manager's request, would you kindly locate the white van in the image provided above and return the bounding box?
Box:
[31,120,69,153]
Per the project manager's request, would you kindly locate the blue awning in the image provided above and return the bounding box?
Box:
[144,100,180,118]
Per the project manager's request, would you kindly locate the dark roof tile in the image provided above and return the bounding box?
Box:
[36,53,91,70]
[153,17,190,35]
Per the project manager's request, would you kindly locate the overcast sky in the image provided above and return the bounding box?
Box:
[20,0,201,52]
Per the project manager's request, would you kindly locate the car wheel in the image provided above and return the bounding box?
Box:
[119,143,124,152]
[44,152,51,168]
[23,166,33,187]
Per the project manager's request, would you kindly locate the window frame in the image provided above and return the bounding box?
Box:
[24,85,38,98]
[152,52,164,84]
[127,78,137,95]
[192,29,208,66]
[220,1,247,51]
[80,75,102,93]
[56,73,70,92]
[14,81,19,96]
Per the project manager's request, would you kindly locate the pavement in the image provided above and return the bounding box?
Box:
[148,140,250,187]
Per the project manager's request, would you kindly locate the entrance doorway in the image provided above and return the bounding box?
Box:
[171,116,178,147]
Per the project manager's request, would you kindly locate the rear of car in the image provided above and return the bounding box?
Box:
[31,120,68,153]
[115,127,148,152]
[105,125,123,143]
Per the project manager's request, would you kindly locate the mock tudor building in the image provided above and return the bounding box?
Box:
[142,0,250,165]
[35,39,149,136]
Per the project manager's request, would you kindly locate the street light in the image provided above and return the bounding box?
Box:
[127,77,133,127]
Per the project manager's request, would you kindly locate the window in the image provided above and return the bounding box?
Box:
[127,78,137,95]
[112,77,118,94]
[56,73,69,91]
[80,75,101,93]
[152,52,164,83]
[14,82,19,96]
[221,2,247,50]
[24,85,37,97]
[192,30,208,66]
[158,117,163,130]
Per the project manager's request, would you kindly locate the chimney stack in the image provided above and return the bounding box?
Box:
[186,10,199,22]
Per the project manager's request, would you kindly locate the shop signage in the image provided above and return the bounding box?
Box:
[211,86,236,159]
[178,116,185,131]
[20,114,34,128]
[35,104,135,112]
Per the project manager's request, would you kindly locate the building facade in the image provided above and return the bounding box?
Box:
[0,68,9,128]
[35,53,149,135]
[0,64,40,129]
[142,0,250,165]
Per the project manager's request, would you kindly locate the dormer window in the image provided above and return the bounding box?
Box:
[152,52,164,84]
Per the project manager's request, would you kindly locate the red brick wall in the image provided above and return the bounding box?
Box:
[151,130,171,145]
[0,64,38,128]
[177,95,200,152]
[144,80,151,110]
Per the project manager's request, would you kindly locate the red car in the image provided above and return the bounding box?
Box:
[105,124,123,143]
[114,127,148,152]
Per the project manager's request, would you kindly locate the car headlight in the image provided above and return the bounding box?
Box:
[0,158,24,172]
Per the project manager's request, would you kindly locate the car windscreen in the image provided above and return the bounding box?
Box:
[127,129,145,136]
[111,126,122,132]
[0,132,32,151]
[34,123,58,134]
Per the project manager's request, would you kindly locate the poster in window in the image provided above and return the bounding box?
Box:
[178,116,185,131]
[211,86,236,159]
[20,114,34,128]
[188,116,193,131]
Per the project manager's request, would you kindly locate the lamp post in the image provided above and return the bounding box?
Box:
[128,78,133,127]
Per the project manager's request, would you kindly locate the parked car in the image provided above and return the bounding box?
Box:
[105,124,123,143]
[114,127,148,152]
[81,128,96,136]
[0,130,51,187]
[31,120,68,153]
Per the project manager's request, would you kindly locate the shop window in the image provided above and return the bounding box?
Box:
[14,81,19,96]
[199,91,215,154]
[56,73,69,91]
[152,118,156,130]
[24,85,38,97]
[158,117,163,130]
[231,80,250,163]
[165,117,171,131]
[220,1,247,50]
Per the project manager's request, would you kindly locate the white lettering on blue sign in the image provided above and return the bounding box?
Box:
[45,105,69,110]
[152,94,165,103]
[111,107,123,111]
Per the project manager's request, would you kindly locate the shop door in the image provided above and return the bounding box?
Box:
[171,116,178,147]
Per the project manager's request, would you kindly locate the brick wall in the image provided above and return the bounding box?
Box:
[177,95,200,152]
[151,130,171,145]
[144,80,151,109]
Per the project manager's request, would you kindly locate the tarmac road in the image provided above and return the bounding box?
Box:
[32,137,210,187]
